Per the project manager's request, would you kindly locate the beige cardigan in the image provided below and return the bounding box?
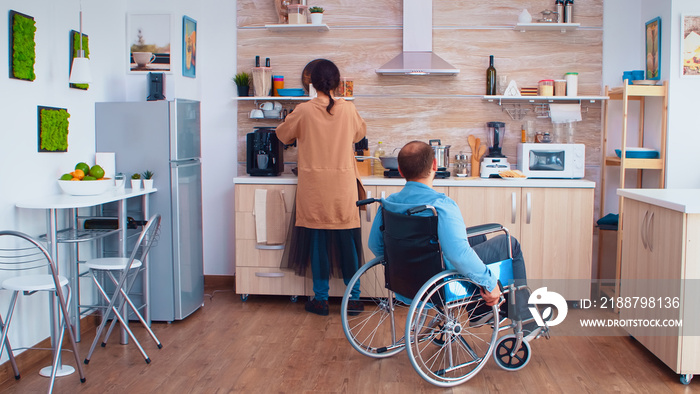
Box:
[276,97,367,229]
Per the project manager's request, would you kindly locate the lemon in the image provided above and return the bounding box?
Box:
[59,173,73,180]
[75,162,90,174]
[89,164,105,180]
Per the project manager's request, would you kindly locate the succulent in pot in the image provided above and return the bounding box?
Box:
[309,6,324,13]
[309,6,324,24]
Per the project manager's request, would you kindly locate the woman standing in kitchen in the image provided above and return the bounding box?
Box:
[276,59,367,316]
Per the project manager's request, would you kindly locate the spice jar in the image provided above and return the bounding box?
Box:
[538,79,554,96]
[565,72,578,96]
[554,80,567,96]
[454,153,469,176]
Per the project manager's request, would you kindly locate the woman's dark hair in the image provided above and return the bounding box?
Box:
[398,141,434,181]
[310,59,340,114]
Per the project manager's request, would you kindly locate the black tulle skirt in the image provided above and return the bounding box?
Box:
[280,204,365,279]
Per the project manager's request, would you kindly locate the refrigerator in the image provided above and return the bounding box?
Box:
[95,99,204,322]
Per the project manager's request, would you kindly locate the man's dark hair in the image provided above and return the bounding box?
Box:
[398,141,434,181]
[310,59,340,114]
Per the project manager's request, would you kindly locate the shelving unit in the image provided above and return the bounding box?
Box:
[234,96,354,101]
[598,81,668,300]
[483,95,607,120]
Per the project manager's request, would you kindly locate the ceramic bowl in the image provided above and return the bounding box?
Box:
[58,179,113,196]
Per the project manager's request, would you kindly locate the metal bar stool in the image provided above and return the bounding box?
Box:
[83,214,162,364]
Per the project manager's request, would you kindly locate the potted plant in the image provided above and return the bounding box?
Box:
[309,6,324,24]
[141,170,154,190]
[233,72,250,97]
[131,173,141,191]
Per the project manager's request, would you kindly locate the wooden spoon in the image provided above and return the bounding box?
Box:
[478,145,487,161]
[468,135,476,153]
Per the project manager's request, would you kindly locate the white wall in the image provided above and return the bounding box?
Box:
[667,0,700,188]
[0,0,237,363]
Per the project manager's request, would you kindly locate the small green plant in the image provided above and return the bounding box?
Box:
[233,72,250,87]
[39,107,70,152]
[131,173,141,180]
[309,6,324,13]
[141,170,154,180]
[10,11,37,81]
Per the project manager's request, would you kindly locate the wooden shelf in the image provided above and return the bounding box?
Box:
[604,156,664,170]
[265,24,329,32]
[514,22,580,33]
[608,83,666,99]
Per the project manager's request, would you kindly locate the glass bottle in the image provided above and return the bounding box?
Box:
[486,55,497,96]
[555,0,564,23]
[373,141,386,176]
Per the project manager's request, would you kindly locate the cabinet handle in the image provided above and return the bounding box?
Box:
[647,211,654,252]
[255,272,284,278]
[366,190,372,222]
[255,244,285,250]
[526,192,532,224]
[511,192,517,224]
[641,210,649,250]
[381,190,386,199]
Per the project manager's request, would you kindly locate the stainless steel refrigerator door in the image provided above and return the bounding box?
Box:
[170,99,201,161]
[170,159,204,319]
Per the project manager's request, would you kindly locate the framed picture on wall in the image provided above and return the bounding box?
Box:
[682,14,700,77]
[645,17,661,80]
[183,16,196,78]
[127,13,171,73]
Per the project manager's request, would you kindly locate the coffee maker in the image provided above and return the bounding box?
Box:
[247,127,284,176]
[480,121,511,178]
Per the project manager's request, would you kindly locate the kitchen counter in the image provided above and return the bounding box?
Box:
[617,189,700,213]
[234,174,595,188]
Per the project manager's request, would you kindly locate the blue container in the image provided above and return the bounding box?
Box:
[622,71,633,84]
[632,70,644,81]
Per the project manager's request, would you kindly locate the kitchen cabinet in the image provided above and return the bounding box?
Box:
[234,184,303,300]
[619,191,700,385]
[234,176,592,302]
[450,186,593,300]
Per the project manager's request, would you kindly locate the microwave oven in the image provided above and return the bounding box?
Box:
[516,143,585,178]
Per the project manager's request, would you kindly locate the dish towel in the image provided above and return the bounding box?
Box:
[266,190,287,245]
[254,189,268,244]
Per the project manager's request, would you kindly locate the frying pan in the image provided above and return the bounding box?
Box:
[355,156,399,170]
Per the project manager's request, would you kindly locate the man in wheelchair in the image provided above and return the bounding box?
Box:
[368,140,541,341]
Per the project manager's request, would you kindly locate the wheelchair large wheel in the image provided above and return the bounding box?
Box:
[341,257,409,358]
[405,270,500,387]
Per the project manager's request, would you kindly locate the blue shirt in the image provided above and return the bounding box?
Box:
[368,182,498,292]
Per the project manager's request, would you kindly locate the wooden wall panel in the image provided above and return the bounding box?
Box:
[236,0,605,219]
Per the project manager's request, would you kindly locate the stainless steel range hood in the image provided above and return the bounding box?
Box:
[376,0,459,76]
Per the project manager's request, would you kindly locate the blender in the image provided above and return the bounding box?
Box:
[480,121,511,178]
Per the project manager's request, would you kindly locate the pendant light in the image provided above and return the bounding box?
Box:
[69,1,92,84]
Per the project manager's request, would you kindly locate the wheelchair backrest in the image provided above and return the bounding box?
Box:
[382,206,445,299]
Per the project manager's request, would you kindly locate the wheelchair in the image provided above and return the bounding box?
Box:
[341,198,550,387]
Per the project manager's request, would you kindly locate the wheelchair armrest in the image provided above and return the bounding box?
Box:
[356,198,380,207]
[466,223,507,238]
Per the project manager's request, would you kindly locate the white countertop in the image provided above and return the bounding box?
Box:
[17,188,157,210]
[617,189,700,214]
[234,174,595,188]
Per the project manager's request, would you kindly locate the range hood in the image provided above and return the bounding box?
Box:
[376,0,459,76]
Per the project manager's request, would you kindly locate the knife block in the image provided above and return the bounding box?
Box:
[356,149,372,176]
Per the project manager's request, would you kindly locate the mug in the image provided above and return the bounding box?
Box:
[257,153,269,169]
[273,101,283,111]
[250,109,264,119]
[114,173,126,192]
[259,102,274,111]
[133,52,156,67]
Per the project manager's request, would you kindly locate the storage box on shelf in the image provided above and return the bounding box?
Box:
[599,81,668,299]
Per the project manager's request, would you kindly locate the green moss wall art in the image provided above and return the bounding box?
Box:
[9,10,36,81]
[69,30,89,90]
[38,106,70,152]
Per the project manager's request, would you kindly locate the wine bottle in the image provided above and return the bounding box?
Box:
[486,55,497,95]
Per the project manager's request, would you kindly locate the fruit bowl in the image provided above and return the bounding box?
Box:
[58,179,113,196]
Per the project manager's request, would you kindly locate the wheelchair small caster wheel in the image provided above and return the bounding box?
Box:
[493,334,531,371]
[680,374,692,385]
[241,294,249,302]
[290,296,298,303]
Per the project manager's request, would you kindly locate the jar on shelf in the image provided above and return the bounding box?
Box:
[565,72,578,96]
[538,79,554,96]
[287,4,308,24]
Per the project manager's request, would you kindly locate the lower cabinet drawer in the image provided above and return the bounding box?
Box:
[236,267,305,296]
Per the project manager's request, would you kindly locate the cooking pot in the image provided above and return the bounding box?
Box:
[429,139,451,170]
[355,155,399,170]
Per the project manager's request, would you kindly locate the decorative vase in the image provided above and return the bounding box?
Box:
[237,85,250,97]
[143,179,154,190]
[131,179,142,191]
[310,13,323,24]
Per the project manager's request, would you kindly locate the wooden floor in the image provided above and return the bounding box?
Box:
[1,284,699,393]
